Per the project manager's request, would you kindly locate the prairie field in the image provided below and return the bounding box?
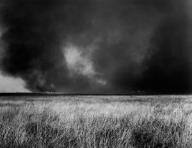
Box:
[0,95,192,148]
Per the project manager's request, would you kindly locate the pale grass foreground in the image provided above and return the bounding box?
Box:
[0,96,191,147]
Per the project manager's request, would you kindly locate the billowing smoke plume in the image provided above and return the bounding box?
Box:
[0,71,29,92]
[0,0,92,92]
[0,0,190,93]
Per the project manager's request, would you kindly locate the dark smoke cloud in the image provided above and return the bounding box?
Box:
[138,16,189,93]
[0,0,190,93]
[0,0,92,92]
[91,0,190,93]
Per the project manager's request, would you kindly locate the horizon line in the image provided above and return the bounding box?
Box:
[0,92,191,96]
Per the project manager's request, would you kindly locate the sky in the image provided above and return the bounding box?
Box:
[0,0,191,93]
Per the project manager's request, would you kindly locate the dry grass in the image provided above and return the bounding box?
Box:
[0,95,191,148]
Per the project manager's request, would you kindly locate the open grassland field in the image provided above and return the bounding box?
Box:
[0,95,192,148]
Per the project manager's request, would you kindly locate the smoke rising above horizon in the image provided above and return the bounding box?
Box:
[0,71,29,92]
[0,0,191,93]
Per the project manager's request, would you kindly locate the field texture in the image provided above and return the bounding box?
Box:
[0,95,191,148]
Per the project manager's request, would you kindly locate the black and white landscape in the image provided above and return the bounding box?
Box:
[0,0,192,148]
